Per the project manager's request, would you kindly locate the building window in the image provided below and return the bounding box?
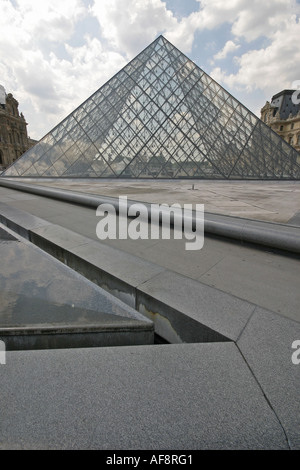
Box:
[289,136,293,145]
[280,125,284,131]
[298,134,300,146]
[291,123,294,130]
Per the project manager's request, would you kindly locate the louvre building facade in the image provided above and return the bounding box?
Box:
[3,36,300,179]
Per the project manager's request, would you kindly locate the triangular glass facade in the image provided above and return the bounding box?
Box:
[3,35,300,179]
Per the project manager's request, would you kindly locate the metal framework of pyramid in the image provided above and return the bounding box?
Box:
[3,35,300,179]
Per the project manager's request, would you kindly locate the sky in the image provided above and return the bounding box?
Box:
[1,0,300,140]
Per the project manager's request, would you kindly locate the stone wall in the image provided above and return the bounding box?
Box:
[0,91,37,171]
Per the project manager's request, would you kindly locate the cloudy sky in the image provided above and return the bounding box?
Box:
[1,0,300,140]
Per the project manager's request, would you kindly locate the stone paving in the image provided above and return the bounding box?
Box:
[0,180,299,449]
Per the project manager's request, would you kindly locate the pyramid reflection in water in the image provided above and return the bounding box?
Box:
[3,36,300,179]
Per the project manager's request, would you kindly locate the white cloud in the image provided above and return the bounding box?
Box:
[0,0,128,139]
[0,0,89,137]
[91,0,199,56]
[91,0,175,57]
[14,0,87,43]
[231,0,296,42]
[192,0,249,30]
[213,40,240,61]
[210,12,300,99]
[193,0,297,41]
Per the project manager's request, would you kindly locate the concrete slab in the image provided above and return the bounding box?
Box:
[288,210,300,227]
[130,237,225,279]
[0,201,51,239]
[238,307,300,449]
[66,241,166,308]
[0,226,17,242]
[136,270,255,343]
[0,188,36,202]
[0,343,288,449]
[30,223,92,263]
[69,241,166,288]
[199,254,300,322]
[0,226,153,349]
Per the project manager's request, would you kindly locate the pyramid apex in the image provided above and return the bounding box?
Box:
[154,34,166,42]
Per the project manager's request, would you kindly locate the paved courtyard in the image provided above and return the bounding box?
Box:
[20,178,300,224]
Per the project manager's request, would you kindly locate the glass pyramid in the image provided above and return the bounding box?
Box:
[3,35,300,179]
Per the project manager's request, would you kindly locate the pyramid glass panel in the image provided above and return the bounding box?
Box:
[3,35,300,179]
